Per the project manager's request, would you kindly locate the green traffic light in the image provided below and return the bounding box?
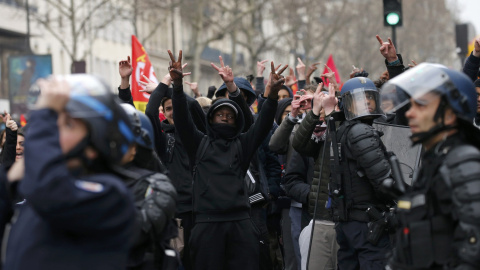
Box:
[386,12,400,25]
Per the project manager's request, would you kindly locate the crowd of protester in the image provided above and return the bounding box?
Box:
[0,33,480,270]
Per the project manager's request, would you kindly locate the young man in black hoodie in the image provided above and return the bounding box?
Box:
[117,58,205,270]
[169,50,285,270]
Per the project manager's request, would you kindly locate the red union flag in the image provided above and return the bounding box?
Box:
[132,35,158,112]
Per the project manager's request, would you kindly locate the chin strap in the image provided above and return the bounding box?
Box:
[63,135,103,171]
[410,97,457,146]
[409,124,457,146]
[63,136,90,161]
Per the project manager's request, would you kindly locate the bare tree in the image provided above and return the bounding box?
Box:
[234,0,297,74]
[30,0,119,67]
[179,0,260,82]
[268,0,350,74]
[117,0,182,45]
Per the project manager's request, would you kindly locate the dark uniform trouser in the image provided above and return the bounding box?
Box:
[335,221,391,270]
[189,219,260,270]
[177,211,194,270]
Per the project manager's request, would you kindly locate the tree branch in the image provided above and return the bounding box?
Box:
[43,0,71,18]
[32,15,74,60]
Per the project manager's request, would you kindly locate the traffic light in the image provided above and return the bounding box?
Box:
[383,0,402,27]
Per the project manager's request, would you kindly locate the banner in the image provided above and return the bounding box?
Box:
[131,35,158,112]
[322,54,342,87]
[8,54,52,119]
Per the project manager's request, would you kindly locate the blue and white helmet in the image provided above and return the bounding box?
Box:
[64,74,135,164]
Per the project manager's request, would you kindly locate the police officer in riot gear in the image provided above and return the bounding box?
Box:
[4,75,137,269]
[381,63,480,270]
[323,77,394,270]
[120,104,178,269]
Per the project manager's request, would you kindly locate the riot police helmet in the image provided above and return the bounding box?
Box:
[340,77,384,120]
[64,74,135,164]
[120,103,155,151]
[380,63,478,144]
[381,63,476,122]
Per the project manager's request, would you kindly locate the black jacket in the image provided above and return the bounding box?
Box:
[390,133,480,269]
[283,149,314,205]
[172,85,277,222]
[120,83,206,214]
[122,163,177,269]
[462,51,480,82]
[283,149,315,228]
[292,110,332,221]
[1,127,17,168]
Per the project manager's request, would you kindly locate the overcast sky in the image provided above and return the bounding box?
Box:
[448,0,480,36]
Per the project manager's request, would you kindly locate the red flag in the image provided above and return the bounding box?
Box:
[291,78,298,94]
[132,35,158,112]
[322,54,342,87]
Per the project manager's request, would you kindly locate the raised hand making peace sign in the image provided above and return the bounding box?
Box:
[211,56,237,93]
[211,56,234,83]
[265,61,287,100]
[168,50,184,84]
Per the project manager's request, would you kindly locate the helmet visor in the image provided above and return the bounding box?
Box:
[342,89,384,120]
[380,63,450,114]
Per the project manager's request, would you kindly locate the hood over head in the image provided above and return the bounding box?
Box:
[275,97,293,125]
[215,77,257,106]
[206,98,245,140]
[474,78,480,88]
[281,85,294,98]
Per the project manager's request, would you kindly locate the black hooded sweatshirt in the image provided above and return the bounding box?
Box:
[119,83,206,214]
[172,85,277,222]
[144,82,206,214]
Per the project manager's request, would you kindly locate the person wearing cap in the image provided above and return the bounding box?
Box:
[215,67,283,269]
[214,76,255,132]
[3,75,136,270]
[168,50,286,270]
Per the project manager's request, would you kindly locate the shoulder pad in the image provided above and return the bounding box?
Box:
[445,145,480,168]
[441,145,480,188]
[346,123,377,144]
[145,173,177,200]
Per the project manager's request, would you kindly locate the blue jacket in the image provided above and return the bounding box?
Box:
[4,109,135,270]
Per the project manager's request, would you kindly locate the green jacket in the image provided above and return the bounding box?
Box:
[292,110,332,221]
